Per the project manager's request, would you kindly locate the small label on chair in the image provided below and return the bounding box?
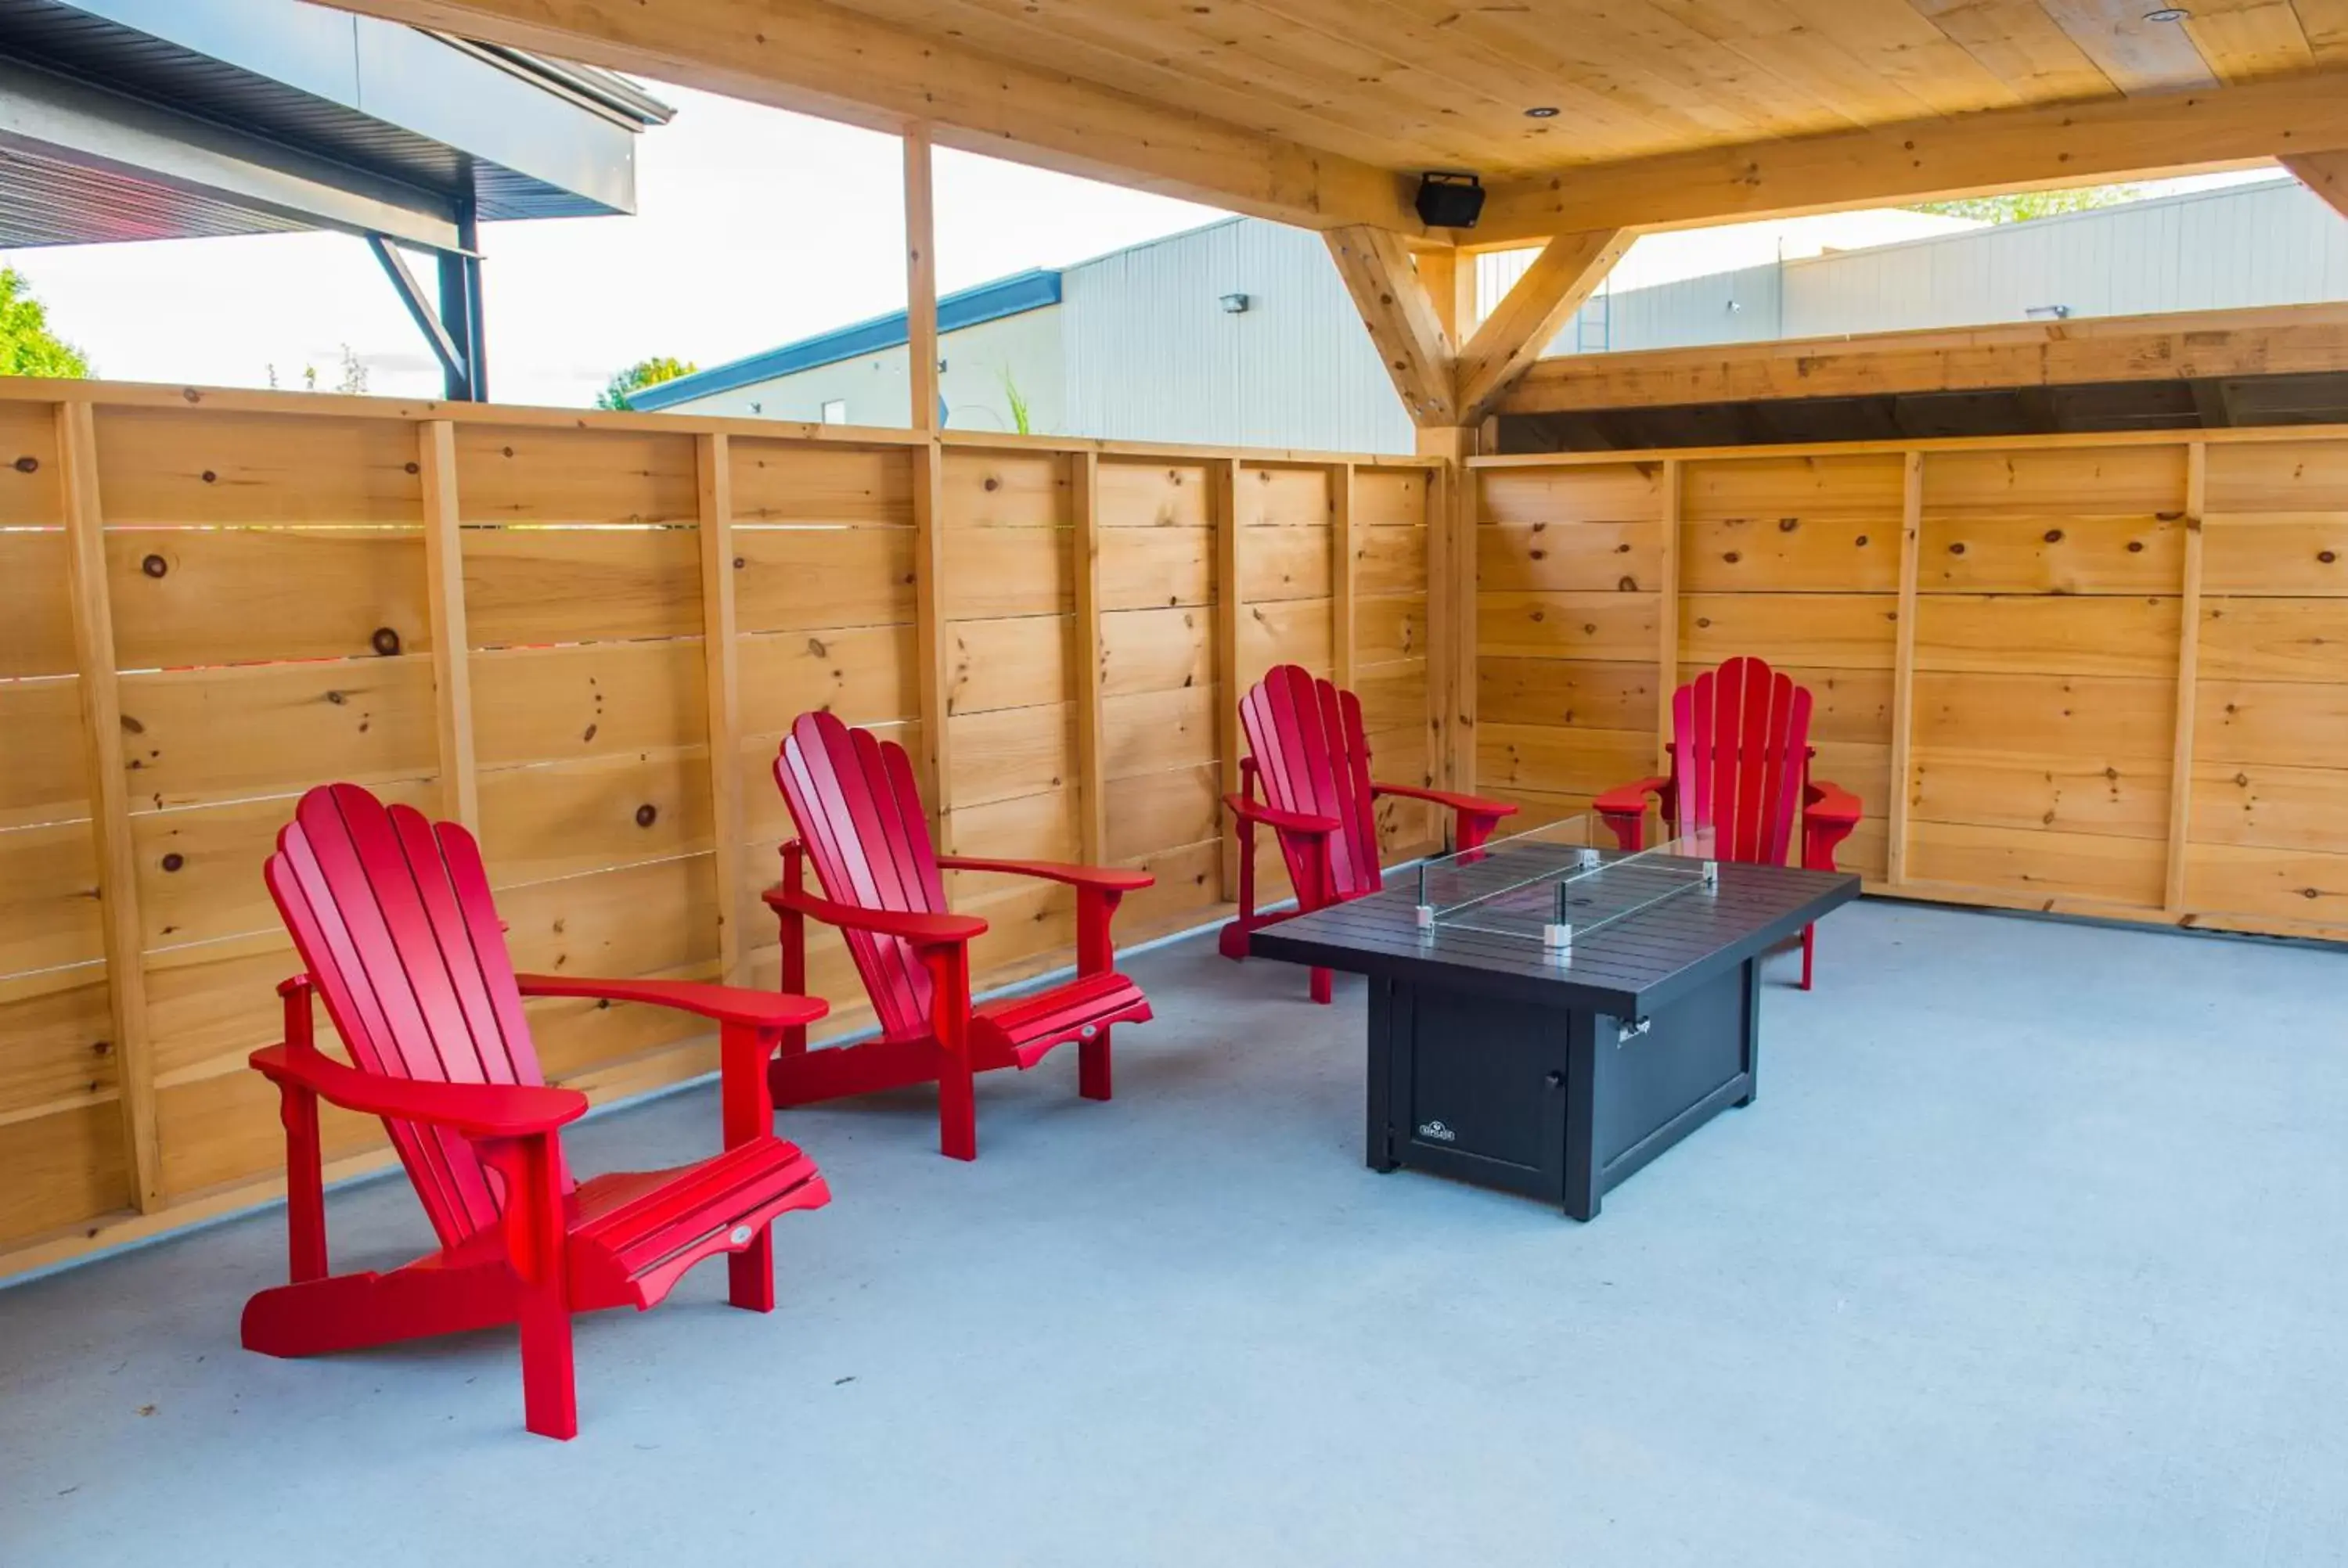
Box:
[729,1225,753,1246]
[1417,1119,1458,1143]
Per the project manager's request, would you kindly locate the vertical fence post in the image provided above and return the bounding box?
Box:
[59,399,160,1212]
[1214,456,1243,897]
[2165,441,2208,915]
[1449,448,1478,794]
[903,124,951,838]
[1071,451,1107,868]
[1656,456,1683,771]
[1886,449,1924,888]
[1331,461,1357,692]
[696,432,748,984]
[417,419,478,831]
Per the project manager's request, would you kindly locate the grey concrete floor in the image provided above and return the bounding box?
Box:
[2,901,2345,1568]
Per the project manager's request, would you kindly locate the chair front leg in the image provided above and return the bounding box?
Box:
[1075,887,1125,1101]
[920,943,978,1162]
[481,1132,578,1440]
[274,979,328,1283]
[718,1020,780,1311]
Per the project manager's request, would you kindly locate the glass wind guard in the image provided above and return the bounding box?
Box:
[1414,815,1720,950]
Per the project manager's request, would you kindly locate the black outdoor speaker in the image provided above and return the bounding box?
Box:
[1415,171,1485,230]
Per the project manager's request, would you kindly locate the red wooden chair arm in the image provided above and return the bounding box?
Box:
[1370,782,1518,820]
[1802,779,1864,827]
[249,1043,588,1138]
[1222,793,1341,837]
[934,855,1155,894]
[1594,776,1672,818]
[762,883,988,948]
[514,973,830,1032]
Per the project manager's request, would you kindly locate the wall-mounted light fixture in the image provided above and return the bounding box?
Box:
[1219,293,1251,314]
[2025,304,2073,320]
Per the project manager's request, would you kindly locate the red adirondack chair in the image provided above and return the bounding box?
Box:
[1220,664,1519,1002]
[1593,656,1863,990]
[243,783,833,1440]
[767,710,1154,1160]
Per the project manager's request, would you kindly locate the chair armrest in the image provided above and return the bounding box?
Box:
[1223,793,1341,836]
[1594,776,1672,817]
[1803,779,1864,826]
[935,855,1154,893]
[1370,782,1518,821]
[249,1044,586,1138]
[762,883,987,948]
[514,974,829,1032]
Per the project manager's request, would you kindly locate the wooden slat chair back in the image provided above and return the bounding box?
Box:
[244,783,833,1439]
[1595,656,1863,990]
[768,710,1154,1160]
[1221,664,1518,1002]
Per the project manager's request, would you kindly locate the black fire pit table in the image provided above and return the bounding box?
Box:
[1249,817,1860,1219]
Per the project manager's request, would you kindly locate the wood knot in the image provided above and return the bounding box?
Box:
[160,853,184,873]
[404,461,420,476]
[2043,528,2065,544]
[635,804,658,828]
[200,469,218,484]
[1854,535,1868,547]
[2322,551,2339,565]
[1723,551,1741,564]
[2127,541,2145,553]
[1777,518,1799,532]
[324,690,347,706]
[12,455,35,473]
[141,553,168,578]
[1947,542,1966,556]
[733,556,746,570]
[371,628,402,656]
[983,476,999,491]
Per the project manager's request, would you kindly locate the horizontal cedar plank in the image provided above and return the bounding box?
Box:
[1676,661,1895,746]
[1834,816,1890,882]
[1354,658,1429,733]
[0,1102,128,1246]
[2195,678,2348,769]
[942,787,1079,865]
[1914,595,2179,678]
[1479,591,1657,660]
[157,1064,380,1202]
[1241,598,1334,686]
[1906,819,2164,908]
[473,640,705,767]
[740,721,919,844]
[1682,454,1906,523]
[1101,685,1219,779]
[1241,525,1334,602]
[1907,750,2172,840]
[1113,838,1222,931]
[1923,446,2188,520]
[1478,656,1656,732]
[1351,468,1428,530]
[1921,516,2184,595]
[944,451,1068,529]
[736,525,917,631]
[1104,764,1220,862]
[948,614,1071,717]
[1683,592,1896,670]
[135,784,433,951]
[2199,597,2348,683]
[1098,462,1210,529]
[1679,515,1898,593]
[497,854,720,978]
[1810,742,1891,816]
[456,426,696,524]
[2183,840,2348,923]
[1100,526,1212,610]
[740,622,918,734]
[2201,516,2348,596]
[2187,761,2348,855]
[729,441,912,524]
[1100,606,1211,698]
[1479,464,1662,527]
[477,748,715,886]
[0,677,86,828]
[1356,524,1427,598]
[525,966,727,1086]
[146,934,339,1084]
[0,530,72,678]
[959,877,1076,978]
[463,525,700,647]
[1914,671,2175,757]
[1476,723,1655,797]
[106,527,429,668]
[949,703,1073,807]
[0,820,102,976]
[94,408,420,526]
[942,524,1068,619]
[0,399,63,523]
[1356,597,1424,665]
[0,978,113,1117]
[2202,441,2348,512]
[1479,519,1658,593]
[1239,466,1331,528]
[117,657,438,811]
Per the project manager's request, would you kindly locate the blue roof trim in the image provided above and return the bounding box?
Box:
[631,268,1063,410]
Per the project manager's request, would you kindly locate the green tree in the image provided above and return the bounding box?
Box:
[1909,185,2141,224]
[0,266,89,378]
[597,354,698,410]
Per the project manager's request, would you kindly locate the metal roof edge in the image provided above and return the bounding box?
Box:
[630,268,1064,409]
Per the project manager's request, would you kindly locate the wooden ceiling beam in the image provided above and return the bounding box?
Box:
[315,0,1418,232]
[1499,302,2348,416]
[2281,149,2348,218]
[1453,228,1629,423]
[1325,227,1457,426]
[1468,71,2348,243]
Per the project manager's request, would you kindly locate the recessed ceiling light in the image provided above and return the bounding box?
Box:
[2145,7,2188,20]
[1525,106,1559,118]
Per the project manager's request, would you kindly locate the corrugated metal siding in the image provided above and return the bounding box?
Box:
[659,308,1066,433]
[1061,218,1413,453]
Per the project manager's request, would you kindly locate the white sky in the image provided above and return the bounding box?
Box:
[0,83,1227,408]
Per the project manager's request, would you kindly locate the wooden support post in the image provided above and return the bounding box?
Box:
[1070,451,1107,868]
[417,420,478,831]
[1417,430,1478,797]
[904,126,940,434]
[1213,456,1243,896]
[696,432,748,984]
[59,400,160,1212]
[1656,457,1682,769]
[2165,442,2208,915]
[1326,226,1457,426]
[1331,461,1357,692]
[1454,228,1630,423]
[911,439,952,840]
[1886,449,1925,887]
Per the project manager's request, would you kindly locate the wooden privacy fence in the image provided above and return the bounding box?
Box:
[1469,431,2348,943]
[0,382,1439,1278]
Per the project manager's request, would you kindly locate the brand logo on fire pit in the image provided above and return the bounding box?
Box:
[1417,1119,1457,1142]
